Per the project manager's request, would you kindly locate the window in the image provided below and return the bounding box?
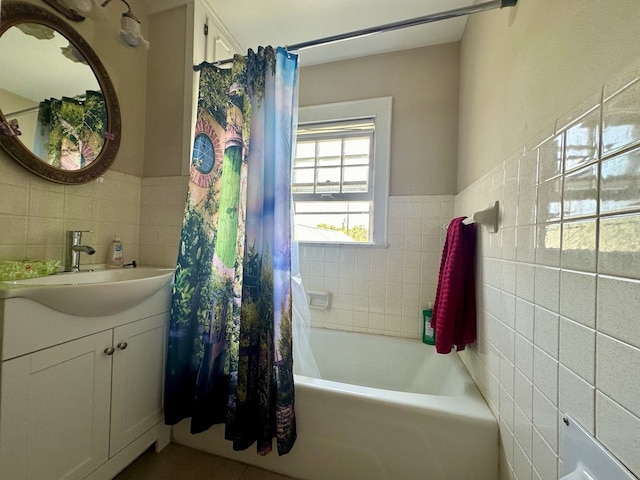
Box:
[293,97,391,245]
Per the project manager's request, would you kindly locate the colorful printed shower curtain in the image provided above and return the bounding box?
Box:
[35,91,106,169]
[164,46,299,456]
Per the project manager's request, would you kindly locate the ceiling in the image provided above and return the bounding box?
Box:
[204,0,475,66]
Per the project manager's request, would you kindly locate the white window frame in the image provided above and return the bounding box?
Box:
[295,97,391,246]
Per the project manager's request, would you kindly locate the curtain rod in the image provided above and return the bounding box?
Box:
[194,0,517,70]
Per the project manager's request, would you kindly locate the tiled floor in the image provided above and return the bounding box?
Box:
[115,443,298,480]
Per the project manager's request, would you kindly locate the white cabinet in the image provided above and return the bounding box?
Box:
[1,331,113,480]
[110,315,166,455]
[0,290,171,480]
[194,0,236,64]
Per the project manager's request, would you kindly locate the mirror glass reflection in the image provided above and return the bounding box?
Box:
[0,22,105,171]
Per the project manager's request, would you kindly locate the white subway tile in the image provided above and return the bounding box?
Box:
[501,386,516,432]
[324,247,340,263]
[537,178,562,224]
[27,217,64,245]
[561,219,597,272]
[502,227,517,260]
[422,202,441,219]
[515,367,534,420]
[0,215,26,247]
[515,334,534,381]
[516,298,535,341]
[597,275,640,349]
[563,163,598,219]
[384,314,402,334]
[505,156,520,197]
[559,270,596,328]
[533,387,558,452]
[564,108,600,172]
[501,292,517,328]
[516,225,536,263]
[488,342,501,378]
[598,213,640,280]
[500,432,516,480]
[532,427,558,480]
[538,135,563,183]
[595,392,640,477]
[519,149,539,189]
[487,371,500,418]
[533,347,558,405]
[406,201,423,219]
[535,223,561,267]
[64,193,94,221]
[339,248,356,264]
[559,317,595,384]
[534,306,559,359]
[602,79,640,157]
[501,354,516,397]
[0,184,29,217]
[600,148,640,215]
[516,263,535,303]
[484,258,502,288]
[514,402,533,458]
[517,188,537,227]
[558,365,595,434]
[513,439,533,480]
[596,333,640,418]
[534,266,560,313]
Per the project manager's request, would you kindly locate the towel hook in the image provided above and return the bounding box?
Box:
[443,201,499,233]
[472,201,499,233]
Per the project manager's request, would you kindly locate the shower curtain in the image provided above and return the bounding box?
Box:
[35,91,106,169]
[164,46,299,456]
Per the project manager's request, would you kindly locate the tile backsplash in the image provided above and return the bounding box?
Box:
[0,160,142,267]
[298,195,454,338]
[456,64,640,479]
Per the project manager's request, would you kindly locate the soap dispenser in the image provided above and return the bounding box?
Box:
[107,237,124,268]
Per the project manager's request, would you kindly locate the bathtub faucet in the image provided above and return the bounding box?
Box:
[64,230,96,272]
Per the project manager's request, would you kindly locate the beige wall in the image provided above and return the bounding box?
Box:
[144,5,189,177]
[299,43,459,196]
[76,0,149,177]
[458,0,640,191]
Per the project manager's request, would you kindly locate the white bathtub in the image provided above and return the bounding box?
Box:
[172,328,498,479]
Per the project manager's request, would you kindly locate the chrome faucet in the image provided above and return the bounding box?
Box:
[64,230,96,272]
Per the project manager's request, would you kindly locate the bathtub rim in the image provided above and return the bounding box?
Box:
[293,369,496,426]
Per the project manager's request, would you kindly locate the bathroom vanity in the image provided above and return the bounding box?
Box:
[0,269,173,480]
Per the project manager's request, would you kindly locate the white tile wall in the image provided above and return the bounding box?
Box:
[139,176,189,267]
[456,62,640,479]
[0,164,142,267]
[298,195,454,338]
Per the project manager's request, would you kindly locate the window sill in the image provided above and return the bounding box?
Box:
[297,241,389,248]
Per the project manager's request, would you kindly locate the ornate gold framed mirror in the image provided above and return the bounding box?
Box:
[0,1,121,184]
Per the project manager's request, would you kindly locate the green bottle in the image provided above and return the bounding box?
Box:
[422,303,435,345]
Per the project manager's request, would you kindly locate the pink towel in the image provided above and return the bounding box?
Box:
[431,217,477,354]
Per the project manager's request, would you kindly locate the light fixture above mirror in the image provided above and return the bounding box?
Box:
[41,0,148,48]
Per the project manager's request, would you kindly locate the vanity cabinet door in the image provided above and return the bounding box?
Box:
[0,330,113,480]
[109,313,167,456]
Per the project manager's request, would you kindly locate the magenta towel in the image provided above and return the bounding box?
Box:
[431,217,477,354]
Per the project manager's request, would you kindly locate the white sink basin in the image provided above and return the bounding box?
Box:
[0,267,175,316]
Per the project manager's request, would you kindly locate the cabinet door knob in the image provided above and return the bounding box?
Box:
[104,347,115,355]
[117,342,128,350]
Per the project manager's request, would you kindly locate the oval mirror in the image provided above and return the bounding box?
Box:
[0,1,121,184]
